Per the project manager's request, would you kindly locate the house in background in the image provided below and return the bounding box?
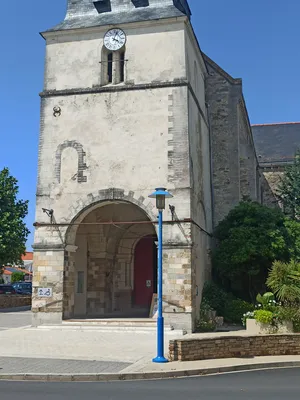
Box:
[3,267,33,284]
[2,252,33,284]
[21,252,33,275]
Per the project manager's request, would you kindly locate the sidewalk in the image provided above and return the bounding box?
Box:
[0,324,299,381]
[0,354,299,381]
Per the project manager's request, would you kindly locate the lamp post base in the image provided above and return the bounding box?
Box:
[152,356,169,364]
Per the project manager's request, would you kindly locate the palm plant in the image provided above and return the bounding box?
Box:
[289,270,300,282]
[267,260,300,303]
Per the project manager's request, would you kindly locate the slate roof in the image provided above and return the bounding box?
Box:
[45,0,191,33]
[252,122,300,166]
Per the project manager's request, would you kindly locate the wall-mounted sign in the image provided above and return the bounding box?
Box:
[37,288,52,298]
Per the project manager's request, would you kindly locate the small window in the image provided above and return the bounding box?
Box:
[120,51,125,83]
[107,52,113,83]
[77,271,84,294]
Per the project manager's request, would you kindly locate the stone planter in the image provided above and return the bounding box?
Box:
[246,318,293,334]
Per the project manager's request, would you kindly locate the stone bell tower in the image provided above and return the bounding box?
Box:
[32,0,213,332]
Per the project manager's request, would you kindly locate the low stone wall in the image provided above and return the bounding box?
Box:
[169,334,300,361]
[0,295,31,309]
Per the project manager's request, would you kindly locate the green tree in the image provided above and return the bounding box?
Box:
[284,218,300,261]
[278,149,300,219]
[0,168,30,267]
[213,201,289,301]
[11,271,25,283]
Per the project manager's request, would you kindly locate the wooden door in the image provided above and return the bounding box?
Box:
[134,236,155,307]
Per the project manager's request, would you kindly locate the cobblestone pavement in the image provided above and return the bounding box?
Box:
[0,357,131,374]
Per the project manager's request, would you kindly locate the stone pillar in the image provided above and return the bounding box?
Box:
[162,244,193,332]
[63,246,77,319]
[31,248,65,326]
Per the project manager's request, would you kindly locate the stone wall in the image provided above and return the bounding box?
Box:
[169,334,300,361]
[0,295,31,309]
[162,244,193,331]
[238,100,258,201]
[261,169,283,207]
[205,55,260,226]
[205,57,241,226]
[185,25,212,321]
[87,257,113,316]
[260,170,281,207]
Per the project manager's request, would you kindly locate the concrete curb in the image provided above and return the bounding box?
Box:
[0,361,300,382]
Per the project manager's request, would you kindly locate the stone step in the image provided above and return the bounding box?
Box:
[33,321,183,335]
[63,318,157,327]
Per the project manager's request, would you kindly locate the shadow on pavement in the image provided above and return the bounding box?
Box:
[0,306,31,313]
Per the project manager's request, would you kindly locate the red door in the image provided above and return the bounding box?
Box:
[134,237,154,307]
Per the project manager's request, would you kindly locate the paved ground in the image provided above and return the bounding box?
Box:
[0,325,165,363]
[0,307,31,330]
[0,368,299,399]
[0,357,130,374]
[0,309,172,370]
[0,309,299,378]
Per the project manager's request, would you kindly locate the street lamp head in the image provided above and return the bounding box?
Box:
[148,187,173,211]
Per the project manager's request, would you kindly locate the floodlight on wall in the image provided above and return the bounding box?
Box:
[42,208,54,218]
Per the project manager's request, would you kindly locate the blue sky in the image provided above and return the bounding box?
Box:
[1,0,299,249]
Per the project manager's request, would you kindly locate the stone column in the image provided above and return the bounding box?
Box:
[162,242,193,332]
[31,247,65,326]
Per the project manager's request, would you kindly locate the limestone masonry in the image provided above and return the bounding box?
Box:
[169,334,300,361]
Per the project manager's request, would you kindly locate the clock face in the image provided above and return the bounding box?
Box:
[103,28,126,51]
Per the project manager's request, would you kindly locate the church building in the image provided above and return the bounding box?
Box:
[32,0,281,332]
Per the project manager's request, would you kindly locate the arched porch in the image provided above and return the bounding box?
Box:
[63,201,157,319]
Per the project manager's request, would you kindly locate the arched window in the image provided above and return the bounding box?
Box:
[101,47,126,86]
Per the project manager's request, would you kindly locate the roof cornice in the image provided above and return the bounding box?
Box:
[202,53,241,85]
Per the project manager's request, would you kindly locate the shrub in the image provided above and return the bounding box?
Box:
[11,271,25,283]
[201,281,233,316]
[212,200,289,301]
[196,300,217,332]
[277,305,300,332]
[254,310,274,325]
[223,299,255,324]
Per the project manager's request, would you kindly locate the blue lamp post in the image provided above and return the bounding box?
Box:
[149,187,173,363]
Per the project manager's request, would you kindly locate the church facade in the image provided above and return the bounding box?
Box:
[32,0,276,331]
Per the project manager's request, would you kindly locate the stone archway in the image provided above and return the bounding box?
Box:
[63,200,157,319]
